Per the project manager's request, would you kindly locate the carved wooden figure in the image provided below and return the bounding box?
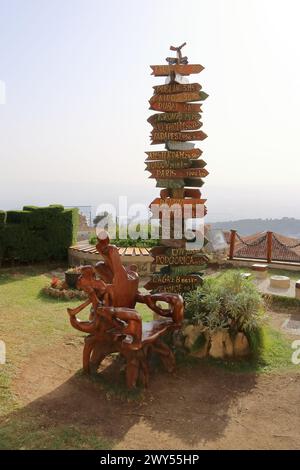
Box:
[67,232,184,389]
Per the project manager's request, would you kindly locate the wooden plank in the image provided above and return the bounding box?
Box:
[145,148,202,161]
[118,247,126,256]
[150,197,207,207]
[140,248,150,256]
[151,130,207,143]
[134,247,140,256]
[153,83,201,95]
[148,168,209,179]
[153,253,209,266]
[151,120,202,132]
[149,92,202,104]
[166,142,195,151]
[144,274,203,290]
[148,112,201,125]
[125,247,134,256]
[150,64,204,76]
[150,102,202,113]
[146,160,192,170]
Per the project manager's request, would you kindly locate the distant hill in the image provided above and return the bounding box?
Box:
[210,218,300,238]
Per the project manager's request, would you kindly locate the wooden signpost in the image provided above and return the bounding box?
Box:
[151,130,207,143]
[145,149,202,160]
[150,102,202,113]
[150,64,204,76]
[148,112,201,125]
[151,120,202,132]
[145,43,209,295]
[153,82,201,94]
[148,168,209,179]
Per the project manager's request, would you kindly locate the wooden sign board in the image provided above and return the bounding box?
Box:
[153,83,201,95]
[146,160,192,170]
[151,120,202,132]
[150,102,202,113]
[145,149,202,161]
[149,92,202,104]
[150,197,207,207]
[150,284,197,294]
[150,64,204,76]
[151,130,208,143]
[148,112,201,125]
[152,253,209,266]
[144,274,203,290]
[149,168,209,179]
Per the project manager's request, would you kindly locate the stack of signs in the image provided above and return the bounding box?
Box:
[145,44,209,295]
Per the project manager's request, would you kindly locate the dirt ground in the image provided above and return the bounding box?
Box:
[9,311,300,450]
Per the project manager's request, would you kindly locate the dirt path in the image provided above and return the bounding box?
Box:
[11,314,300,450]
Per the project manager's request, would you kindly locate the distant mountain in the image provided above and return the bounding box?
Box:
[210,218,300,238]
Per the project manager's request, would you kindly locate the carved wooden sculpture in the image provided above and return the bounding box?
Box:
[67,232,184,388]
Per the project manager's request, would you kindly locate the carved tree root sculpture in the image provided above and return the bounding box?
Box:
[82,332,176,389]
[67,231,184,389]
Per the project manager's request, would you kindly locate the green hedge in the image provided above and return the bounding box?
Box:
[0,205,78,263]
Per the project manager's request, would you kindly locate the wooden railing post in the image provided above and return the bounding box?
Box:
[267,231,273,263]
[229,230,237,259]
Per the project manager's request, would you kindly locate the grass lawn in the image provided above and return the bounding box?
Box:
[0,265,298,449]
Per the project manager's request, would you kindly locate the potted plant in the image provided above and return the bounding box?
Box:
[65,266,81,289]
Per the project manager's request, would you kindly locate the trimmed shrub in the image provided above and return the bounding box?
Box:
[0,205,78,263]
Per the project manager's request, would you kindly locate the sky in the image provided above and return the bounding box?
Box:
[0,0,300,222]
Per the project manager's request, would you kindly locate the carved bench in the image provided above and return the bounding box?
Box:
[67,233,184,389]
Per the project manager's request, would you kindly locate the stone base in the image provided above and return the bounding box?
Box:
[182,325,250,359]
[270,275,290,289]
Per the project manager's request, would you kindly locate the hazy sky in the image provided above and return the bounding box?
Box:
[0,0,299,221]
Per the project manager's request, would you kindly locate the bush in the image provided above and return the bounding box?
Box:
[185,270,266,333]
[0,205,78,263]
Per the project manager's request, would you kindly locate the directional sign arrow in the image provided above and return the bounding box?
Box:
[150,64,204,76]
[145,149,202,160]
[151,130,208,143]
[148,168,209,179]
[149,92,202,104]
[153,83,201,95]
[144,274,203,290]
[150,197,207,207]
[147,112,201,125]
[150,102,202,113]
[151,120,202,132]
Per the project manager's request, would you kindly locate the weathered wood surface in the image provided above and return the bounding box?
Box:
[150,102,202,113]
[150,64,204,76]
[152,253,209,266]
[151,130,207,143]
[153,83,201,95]
[146,160,206,170]
[149,92,202,104]
[148,112,201,125]
[149,168,209,179]
[151,120,202,132]
[155,178,205,188]
[145,148,202,160]
[150,197,207,207]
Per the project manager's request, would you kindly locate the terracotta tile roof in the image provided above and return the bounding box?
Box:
[230,231,300,262]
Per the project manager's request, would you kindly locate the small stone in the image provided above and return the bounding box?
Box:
[209,329,233,358]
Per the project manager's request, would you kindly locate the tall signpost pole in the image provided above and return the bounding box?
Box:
[146,44,209,294]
